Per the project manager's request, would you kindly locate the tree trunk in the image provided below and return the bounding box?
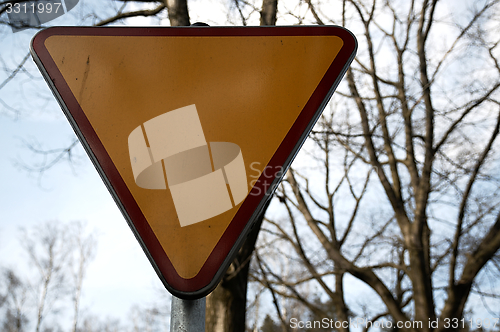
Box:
[260,0,278,26]
[164,0,190,26]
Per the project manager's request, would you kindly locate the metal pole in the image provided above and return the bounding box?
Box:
[170,296,206,332]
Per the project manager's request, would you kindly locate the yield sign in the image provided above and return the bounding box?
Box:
[30,26,357,299]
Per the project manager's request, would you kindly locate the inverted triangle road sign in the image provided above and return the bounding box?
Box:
[30,26,357,299]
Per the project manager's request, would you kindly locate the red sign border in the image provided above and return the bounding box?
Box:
[30,26,357,299]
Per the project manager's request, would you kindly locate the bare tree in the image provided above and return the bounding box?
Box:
[0,269,29,332]
[127,304,167,332]
[21,221,70,332]
[68,221,97,332]
[0,221,98,332]
[252,0,500,331]
[76,314,122,332]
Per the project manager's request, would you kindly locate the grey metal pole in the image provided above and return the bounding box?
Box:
[170,296,206,332]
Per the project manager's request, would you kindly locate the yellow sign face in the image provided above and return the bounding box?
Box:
[31,26,356,298]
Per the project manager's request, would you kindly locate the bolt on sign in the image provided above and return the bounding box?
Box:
[30,26,357,299]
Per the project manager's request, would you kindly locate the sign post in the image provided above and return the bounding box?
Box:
[30,25,356,308]
[170,296,206,332]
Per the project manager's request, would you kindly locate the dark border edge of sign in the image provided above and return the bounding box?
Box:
[33,25,354,38]
[30,26,357,299]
